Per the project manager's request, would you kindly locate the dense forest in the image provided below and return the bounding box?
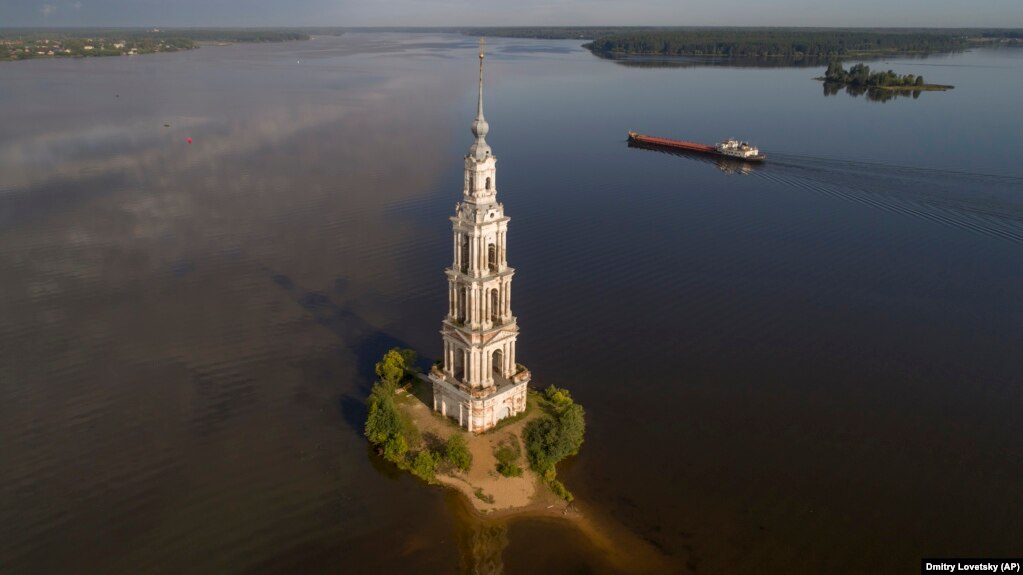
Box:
[583,30,970,58]
[460,27,653,40]
[462,28,1022,55]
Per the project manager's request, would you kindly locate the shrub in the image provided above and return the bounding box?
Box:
[382,433,408,464]
[544,385,573,408]
[474,488,495,504]
[445,434,473,472]
[549,479,574,503]
[497,462,522,477]
[410,449,439,482]
[494,436,523,477]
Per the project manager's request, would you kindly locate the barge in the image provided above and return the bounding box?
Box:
[628,131,766,162]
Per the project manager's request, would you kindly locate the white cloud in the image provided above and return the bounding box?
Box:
[73,1,84,10]
[40,4,57,16]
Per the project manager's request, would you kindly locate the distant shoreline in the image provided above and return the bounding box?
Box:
[0,29,313,62]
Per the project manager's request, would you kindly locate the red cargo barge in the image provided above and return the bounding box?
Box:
[628,131,766,162]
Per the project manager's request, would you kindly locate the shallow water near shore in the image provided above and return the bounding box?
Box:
[1,33,1022,574]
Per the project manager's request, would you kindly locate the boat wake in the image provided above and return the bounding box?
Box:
[756,154,1023,245]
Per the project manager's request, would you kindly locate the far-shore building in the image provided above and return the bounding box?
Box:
[429,39,530,433]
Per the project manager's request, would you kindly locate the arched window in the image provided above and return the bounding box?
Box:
[485,177,491,190]
[468,174,474,191]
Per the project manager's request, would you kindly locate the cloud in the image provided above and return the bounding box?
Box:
[40,4,57,17]
[73,1,83,10]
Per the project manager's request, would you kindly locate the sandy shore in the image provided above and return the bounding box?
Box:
[397,385,572,519]
[395,384,679,573]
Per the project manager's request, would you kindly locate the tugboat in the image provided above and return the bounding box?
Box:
[713,138,766,161]
[628,131,766,162]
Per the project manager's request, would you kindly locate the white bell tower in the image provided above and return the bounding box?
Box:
[429,39,530,433]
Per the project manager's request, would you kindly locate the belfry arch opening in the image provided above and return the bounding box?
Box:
[490,288,499,324]
[492,349,503,378]
[485,177,491,190]
[487,243,497,272]
[453,349,465,381]
[459,235,469,274]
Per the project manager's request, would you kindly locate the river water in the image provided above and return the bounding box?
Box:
[1,33,1021,574]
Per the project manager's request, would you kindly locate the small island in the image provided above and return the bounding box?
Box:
[364,348,585,515]
[820,61,953,91]
[817,61,953,101]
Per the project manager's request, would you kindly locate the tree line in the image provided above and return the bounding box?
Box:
[584,30,968,58]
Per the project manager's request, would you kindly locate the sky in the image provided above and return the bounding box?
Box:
[2,0,1022,28]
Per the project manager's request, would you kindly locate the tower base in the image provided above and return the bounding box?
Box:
[429,370,529,433]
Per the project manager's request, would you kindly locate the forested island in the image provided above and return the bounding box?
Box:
[818,61,953,102]
[462,27,1022,60]
[585,30,968,58]
[821,61,952,90]
[0,28,311,61]
[364,348,585,512]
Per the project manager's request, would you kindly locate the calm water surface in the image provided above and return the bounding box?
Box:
[1,33,1021,574]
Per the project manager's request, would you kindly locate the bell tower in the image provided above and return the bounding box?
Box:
[429,39,530,433]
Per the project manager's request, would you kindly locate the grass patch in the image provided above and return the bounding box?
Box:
[473,488,495,504]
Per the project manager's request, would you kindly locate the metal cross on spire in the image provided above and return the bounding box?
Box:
[476,37,485,119]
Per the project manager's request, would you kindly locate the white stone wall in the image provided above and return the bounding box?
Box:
[431,374,528,433]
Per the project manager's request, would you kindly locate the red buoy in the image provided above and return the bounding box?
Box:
[187,137,192,144]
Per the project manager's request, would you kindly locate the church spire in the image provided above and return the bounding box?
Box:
[468,37,491,161]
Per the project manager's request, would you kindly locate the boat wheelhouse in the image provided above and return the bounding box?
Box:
[715,138,766,161]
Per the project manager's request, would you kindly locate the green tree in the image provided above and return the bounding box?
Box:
[544,385,573,408]
[523,386,586,501]
[825,60,845,82]
[364,380,401,445]
[411,449,439,482]
[375,347,417,386]
[383,433,408,463]
[445,434,473,472]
